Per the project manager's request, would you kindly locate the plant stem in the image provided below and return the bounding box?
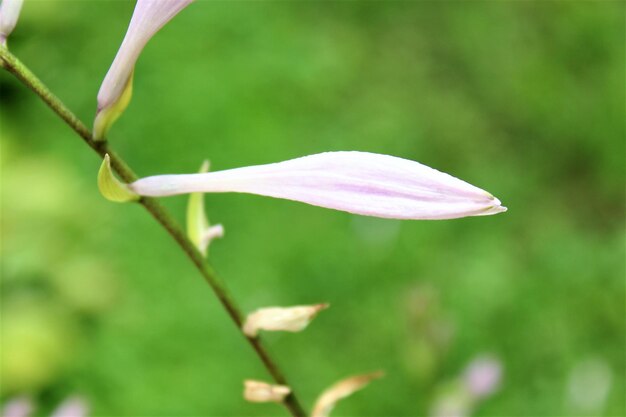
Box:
[0,46,306,417]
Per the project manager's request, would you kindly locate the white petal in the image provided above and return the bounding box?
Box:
[243,304,328,337]
[311,371,384,417]
[243,380,291,404]
[0,0,23,46]
[131,151,507,220]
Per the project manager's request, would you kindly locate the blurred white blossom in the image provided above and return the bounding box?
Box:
[1,396,88,417]
[2,397,33,417]
[567,358,612,415]
[49,397,88,417]
[463,356,502,398]
[430,356,503,417]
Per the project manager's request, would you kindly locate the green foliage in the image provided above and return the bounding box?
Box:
[1,2,623,416]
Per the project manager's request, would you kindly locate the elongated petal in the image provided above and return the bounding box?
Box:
[311,371,384,417]
[0,0,23,46]
[243,304,329,337]
[131,152,507,220]
[93,0,193,140]
[244,380,291,404]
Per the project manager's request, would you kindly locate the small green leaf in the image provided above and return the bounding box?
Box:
[98,154,139,203]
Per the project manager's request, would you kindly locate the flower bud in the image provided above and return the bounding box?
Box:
[243,304,328,337]
[93,0,194,141]
[312,371,384,417]
[0,0,23,47]
[130,151,507,220]
[243,380,291,404]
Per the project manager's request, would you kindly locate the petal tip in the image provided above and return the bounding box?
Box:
[483,195,507,216]
[478,204,507,216]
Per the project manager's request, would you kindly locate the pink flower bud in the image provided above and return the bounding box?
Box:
[94,0,193,140]
[130,151,507,220]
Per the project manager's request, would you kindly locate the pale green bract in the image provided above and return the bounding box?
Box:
[98,154,139,203]
[186,160,223,256]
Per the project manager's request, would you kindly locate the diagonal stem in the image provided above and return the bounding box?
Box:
[0,46,306,417]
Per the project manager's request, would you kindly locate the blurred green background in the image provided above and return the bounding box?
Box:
[1,1,624,416]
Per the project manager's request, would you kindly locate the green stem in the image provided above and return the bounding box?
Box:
[0,46,306,417]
